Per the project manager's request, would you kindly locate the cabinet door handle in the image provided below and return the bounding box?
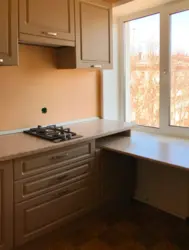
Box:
[0,59,4,63]
[42,31,57,37]
[50,153,69,161]
[90,65,102,68]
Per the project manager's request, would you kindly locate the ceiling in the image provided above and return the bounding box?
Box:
[113,0,177,17]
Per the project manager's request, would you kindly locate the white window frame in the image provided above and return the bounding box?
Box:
[119,0,189,137]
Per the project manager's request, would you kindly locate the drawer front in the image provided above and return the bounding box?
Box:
[14,141,95,180]
[15,181,91,246]
[15,158,95,203]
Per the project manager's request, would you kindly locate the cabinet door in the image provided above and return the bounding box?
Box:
[75,0,113,69]
[19,0,75,46]
[0,161,13,250]
[15,179,92,246]
[0,0,18,66]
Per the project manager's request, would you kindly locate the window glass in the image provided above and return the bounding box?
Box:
[170,10,189,127]
[125,14,160,127]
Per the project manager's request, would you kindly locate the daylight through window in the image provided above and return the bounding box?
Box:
[123,1,189,135]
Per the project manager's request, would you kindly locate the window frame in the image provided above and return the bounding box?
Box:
[119,0,189,137]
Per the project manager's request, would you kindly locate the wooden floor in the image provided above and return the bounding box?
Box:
[18,201,189,250]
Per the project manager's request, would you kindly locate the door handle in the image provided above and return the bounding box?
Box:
[42,31,57,37]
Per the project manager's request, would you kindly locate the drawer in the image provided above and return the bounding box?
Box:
[14,141,95,180]
[14,158,95,203]
[15,180,92,246]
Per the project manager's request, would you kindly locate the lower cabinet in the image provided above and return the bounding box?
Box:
[12,141,135,248]
[14,157,96,247]
[15,179,92,246]
[0,161,13,250]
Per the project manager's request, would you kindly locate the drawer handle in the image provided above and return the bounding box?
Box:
[51,153,69,161]
[48,174,69,186]
[56,174,69,182]
[54,189,70,198]
[90,65,102,68]
[0,59,4,64]
[42,31,57,36]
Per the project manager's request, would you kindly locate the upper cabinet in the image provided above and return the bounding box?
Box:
[57,0,113,69]
[0,0,18,66]
[76,0,113,68]
[0,0,113,68]
[19,0,75,47]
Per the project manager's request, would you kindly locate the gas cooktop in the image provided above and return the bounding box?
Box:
[24,125,82,143]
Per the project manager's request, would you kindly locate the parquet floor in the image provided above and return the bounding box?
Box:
[19,201,189,250]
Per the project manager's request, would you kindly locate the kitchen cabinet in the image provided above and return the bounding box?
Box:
[14,141,96,246]
[0,0,18,66]
[57,0,113,69]
[0,133,134,247]
[14,141,95,180]
[0,161,13,250]
[14,158,95,203]
[19,0,75,47]
[15,174,93,246]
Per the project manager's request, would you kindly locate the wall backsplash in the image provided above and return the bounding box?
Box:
[0,45,101,131]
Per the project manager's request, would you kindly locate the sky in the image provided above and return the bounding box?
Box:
[125,10,189,55]
[171,10,189,54]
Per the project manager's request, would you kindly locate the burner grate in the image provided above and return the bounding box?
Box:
[24,125,82,143]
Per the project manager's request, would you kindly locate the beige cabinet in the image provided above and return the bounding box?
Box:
[0,161,13,250]
[14,141,95,180]
[0,0,18,66]
[76,0,113,68]
[14,158,95,203]
[19,0,75,46]
[15,178,92,246]
[57,0,113,69]
[14,142,96,246]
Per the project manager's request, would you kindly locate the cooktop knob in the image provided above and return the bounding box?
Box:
[67,133,72,140]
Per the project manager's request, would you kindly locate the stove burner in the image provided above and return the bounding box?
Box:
[24,125,82,143]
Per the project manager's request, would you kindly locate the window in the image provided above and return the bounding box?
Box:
[121,0,189,136]
[124,14,160,128]
[170,10,189,128]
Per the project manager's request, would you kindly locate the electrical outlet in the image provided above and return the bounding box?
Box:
[41,107,47,114]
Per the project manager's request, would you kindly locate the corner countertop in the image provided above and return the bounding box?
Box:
[0,119,132,162]
[100,131,189,171]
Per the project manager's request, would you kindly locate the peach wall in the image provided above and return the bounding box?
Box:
[0,45,101,131]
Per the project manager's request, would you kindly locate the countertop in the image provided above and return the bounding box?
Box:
[100,131,189,171]
[0,119,132,162]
